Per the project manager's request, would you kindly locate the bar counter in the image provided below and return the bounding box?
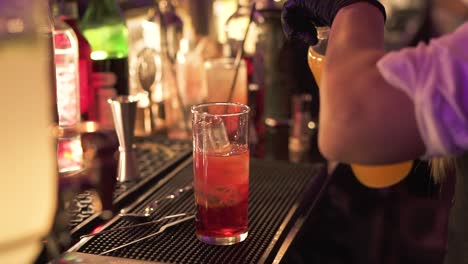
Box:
[54,124,451,264]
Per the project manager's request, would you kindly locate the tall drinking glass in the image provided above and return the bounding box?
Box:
[308,26,413,188]
[192,102,250,245]
[0,1,57,263]
[204,58,248,104]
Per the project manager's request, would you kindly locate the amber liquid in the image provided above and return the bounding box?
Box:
[308,47,413,188]
[308,47,325,85]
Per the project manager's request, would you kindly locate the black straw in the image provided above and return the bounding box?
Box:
[227,3,256,102]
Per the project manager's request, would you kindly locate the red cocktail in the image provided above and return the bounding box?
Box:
[192,103,250,245]
[194,144,249,240]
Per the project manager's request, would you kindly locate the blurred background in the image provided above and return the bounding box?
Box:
[1,0,467,263]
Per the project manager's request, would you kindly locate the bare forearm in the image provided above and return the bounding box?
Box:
[319,2,424,164]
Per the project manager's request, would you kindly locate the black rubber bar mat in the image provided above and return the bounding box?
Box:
[72,159,325,264]
[69,136,191,236]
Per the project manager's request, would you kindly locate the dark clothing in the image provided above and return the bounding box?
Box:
[445,153,468,264]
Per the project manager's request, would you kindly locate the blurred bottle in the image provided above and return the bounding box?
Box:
[159,0,184,62]
[131,1,182,136]
[175,37,207,121]
[186,0,217,40]
[224,0,258,137]
[138,3,189,139]
[81,0,129,96]
[142,1,184,65]
[52,1,81,128]
[224,0,257,88]
[52,0,84,174]
[307,26,414,188]
[213,0,237,44]
[93,71,118,129]
[163,48,191,139]
[224,0,258,57]
[133,3,172,135]
[59,0,94,121]
[0,1,58,263]
[253,1,289,128]
[289,94,314,163]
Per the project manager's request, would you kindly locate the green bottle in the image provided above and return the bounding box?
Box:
[80,0,129,95]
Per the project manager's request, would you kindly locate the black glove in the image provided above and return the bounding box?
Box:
[281,0,386,45]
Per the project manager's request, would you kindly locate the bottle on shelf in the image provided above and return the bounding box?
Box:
[307,26,414,188]
[58,0,94,121]
[131,2,190,139]
[146,3,190,139]
[289,94,314,163]
[175,35,207,123]
[80,0,129,97]
[51,0,83,173]
[252,1,290,131]
[224,0,258,58]
[158,0,183,62]
[224,0,257,90]
[212,0,237,44]
[52,1,81,128]
[131,3,169,136]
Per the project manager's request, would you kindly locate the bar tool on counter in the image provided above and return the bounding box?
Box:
[118,184,193,222]
[108,96,140,182]
[99,215,195,255]
[80,213,192,239]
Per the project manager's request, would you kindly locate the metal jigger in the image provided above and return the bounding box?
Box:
[108,96,140,182]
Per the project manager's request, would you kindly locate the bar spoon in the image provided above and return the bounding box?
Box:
[99,214,195,255]
[119,184,193,222]
[80,212,190,240]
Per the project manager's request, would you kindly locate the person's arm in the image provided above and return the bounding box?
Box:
[318,2,425,164]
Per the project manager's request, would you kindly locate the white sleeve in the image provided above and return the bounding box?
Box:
[377,22,468,159]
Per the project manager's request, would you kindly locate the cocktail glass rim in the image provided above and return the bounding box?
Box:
[191,102,250,117]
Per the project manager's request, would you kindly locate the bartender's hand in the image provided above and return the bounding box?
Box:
[281,0,386,45]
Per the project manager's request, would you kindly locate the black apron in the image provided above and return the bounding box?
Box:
[445,153,468,264]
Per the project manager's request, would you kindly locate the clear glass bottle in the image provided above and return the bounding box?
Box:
[52,0,83,173]
[159,25,191,140]
[175,37,207,122]
[288,94,314,163]
[135,4,173,135]
[142,0,183,60]
[224,0,258,57]
[213,0,237,44]
[159,0,183,62]
[141,3,190,139]
[52,2,81,128]
[162,54,190,139]
[81,0,129,95]
[60,0,94,121]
